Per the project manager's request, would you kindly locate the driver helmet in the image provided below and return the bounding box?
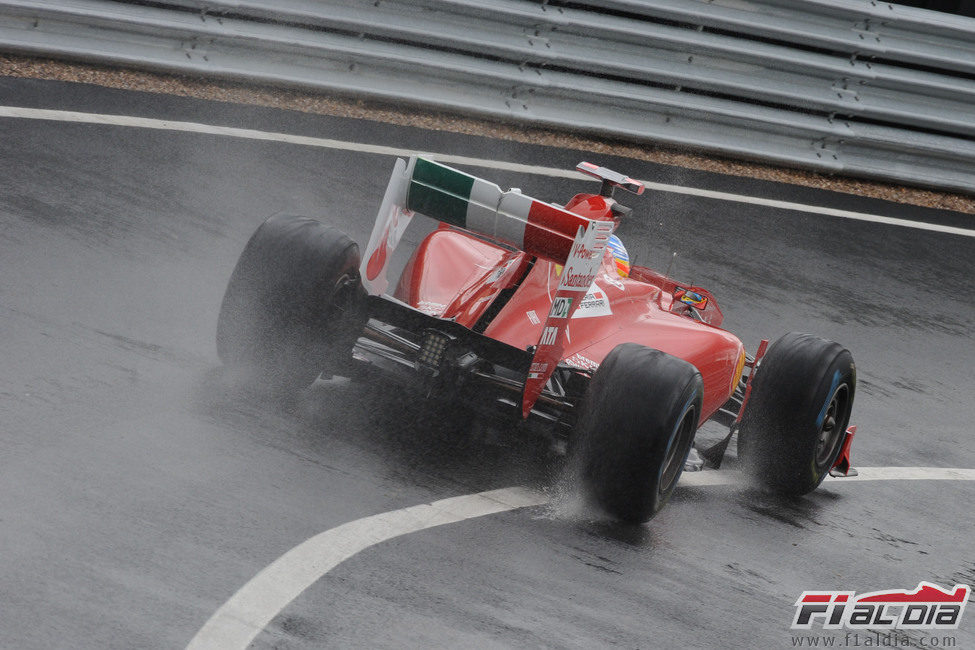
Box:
[606,234,630,278]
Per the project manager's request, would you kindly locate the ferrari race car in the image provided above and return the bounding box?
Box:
[216,156,858,523]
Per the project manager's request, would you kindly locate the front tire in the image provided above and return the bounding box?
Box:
[568,343,703,523]
[216,214,366,393]
[738,332,856,495]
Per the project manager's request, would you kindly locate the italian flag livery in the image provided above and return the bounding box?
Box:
[361,156,594,295]
[407,156,592,263]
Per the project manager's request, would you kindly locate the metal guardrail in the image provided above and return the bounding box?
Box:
[0,0,973,194]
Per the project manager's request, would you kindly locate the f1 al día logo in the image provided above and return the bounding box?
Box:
[792,582,970,630]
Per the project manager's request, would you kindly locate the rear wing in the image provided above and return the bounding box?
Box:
[361,156,596,295]
[360,155,614,418]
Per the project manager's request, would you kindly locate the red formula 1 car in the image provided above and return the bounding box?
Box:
[217,156,857,523]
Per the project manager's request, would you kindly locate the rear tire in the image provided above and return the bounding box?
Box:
[216,215,366,394]
[569,343,703,523]
[738,332,856,495]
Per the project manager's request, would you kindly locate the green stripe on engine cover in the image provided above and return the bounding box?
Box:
[407,157,475,228]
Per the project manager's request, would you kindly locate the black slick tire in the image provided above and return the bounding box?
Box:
[738,332,856,495]
[569,343,703,523]
[216,214,366,394]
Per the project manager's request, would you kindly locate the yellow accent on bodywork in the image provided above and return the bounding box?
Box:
[731,346,746,396]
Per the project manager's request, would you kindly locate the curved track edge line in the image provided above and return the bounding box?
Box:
[184,487,546,650]
[185,466,973,648]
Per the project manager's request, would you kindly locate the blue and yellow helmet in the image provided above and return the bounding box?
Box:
[606,234,630,278]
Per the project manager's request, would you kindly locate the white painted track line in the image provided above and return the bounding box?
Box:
[2,106,973,239]
[829,466,975,482]
[185,487,547,650]
[186,467,974,649]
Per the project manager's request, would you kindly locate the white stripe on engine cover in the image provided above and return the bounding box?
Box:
[495,191,533,249]
[465,177,504,237]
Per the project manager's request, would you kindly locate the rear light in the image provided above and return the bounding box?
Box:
[417,330,450,369]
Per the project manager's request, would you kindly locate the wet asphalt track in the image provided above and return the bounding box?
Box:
[1,76,973,649]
